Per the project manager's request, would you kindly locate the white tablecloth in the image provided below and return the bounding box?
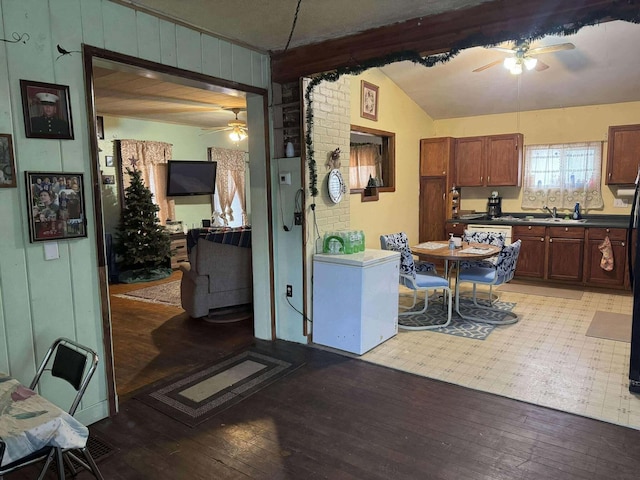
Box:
[0,375,88,466]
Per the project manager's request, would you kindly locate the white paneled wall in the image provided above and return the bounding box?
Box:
[0,0,269,424]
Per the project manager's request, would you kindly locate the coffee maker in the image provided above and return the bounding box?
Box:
[487,194,502,219]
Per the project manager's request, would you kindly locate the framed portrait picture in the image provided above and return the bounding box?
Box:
[96,116,104,139]
[20,80,74,140]
[102,174,115,185]
[360,80,379,121]
[105,155,114,167]
[0,134,16,188]
[25,171,87,242]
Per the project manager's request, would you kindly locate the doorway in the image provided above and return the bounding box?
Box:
[82,46,273,413]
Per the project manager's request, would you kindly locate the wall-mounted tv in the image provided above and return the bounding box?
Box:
[166,160,217,196]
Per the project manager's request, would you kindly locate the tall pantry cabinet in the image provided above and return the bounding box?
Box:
[419,137,455,242]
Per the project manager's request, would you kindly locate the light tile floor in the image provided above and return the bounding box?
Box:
[360,284,640,430]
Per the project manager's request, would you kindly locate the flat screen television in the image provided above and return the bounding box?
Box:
[166,160,217,196]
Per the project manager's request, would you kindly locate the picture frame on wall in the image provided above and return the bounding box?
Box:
[0,134,17,188]
[105,155,114,167]
[102,174,115,185]
[360,80,379,121]
[96,115,104,139]
[25,171,87,242]
[20,80,74,140]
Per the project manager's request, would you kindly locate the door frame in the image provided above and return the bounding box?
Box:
[81,45,273,415]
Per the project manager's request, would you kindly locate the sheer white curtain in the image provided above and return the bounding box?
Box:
[208,147,248,225]
[118,140,175,224]
[521,142,603,210]
[349,144,381,189]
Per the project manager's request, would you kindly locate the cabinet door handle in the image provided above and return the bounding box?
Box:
[528,226,532,230]
[442,170,446,175]
[480,176,483,183]
[606,228,610,233]
[540,237,544,242]
[443,193,446,200]
[550,238,553,243]
[608,172,611,179]
[622,242,626,247]
[565,227,568,232]
[487,176,490,183]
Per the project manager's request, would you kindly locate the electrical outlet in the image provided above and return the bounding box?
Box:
[294,212,303,225]
[286,285,293,297]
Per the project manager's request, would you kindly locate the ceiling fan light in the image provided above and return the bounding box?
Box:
[524,57,538,70]
[510,63,523,75]
[229,126,247,142]
[503,57,517,70]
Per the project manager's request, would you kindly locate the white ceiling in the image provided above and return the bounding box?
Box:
[104,2,640,124]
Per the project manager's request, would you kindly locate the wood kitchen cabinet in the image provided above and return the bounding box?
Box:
[455,133,523,187]
[547,226,584,282]
[419,177,447,242]
[420,137,454,177]
[584,228,627,288]
[512,225,546,278]
[606,124,640,185]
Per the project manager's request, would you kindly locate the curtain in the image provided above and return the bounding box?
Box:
[209,147,248,225]
[118,140,175,224]
[349,144,381,189]
[521,142,603,210]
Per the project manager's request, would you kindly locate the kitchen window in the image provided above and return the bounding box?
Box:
[521,141,603,210]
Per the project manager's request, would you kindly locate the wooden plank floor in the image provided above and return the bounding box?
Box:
[8,276,640,478]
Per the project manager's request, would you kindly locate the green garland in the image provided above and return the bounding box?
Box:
[304,6,640,198]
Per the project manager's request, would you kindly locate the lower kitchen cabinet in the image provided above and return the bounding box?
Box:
[547,226,584,282]
[512,225,546,278]
[584,228,627,288]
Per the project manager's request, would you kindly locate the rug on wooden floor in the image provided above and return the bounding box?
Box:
[586,310,632,342]
[398,298,516,340]
[497,283,583,300]
[114,280,181,307]
[134,349,305,427]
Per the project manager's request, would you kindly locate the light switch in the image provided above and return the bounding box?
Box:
[44,242,59,260]
[279,172,292,185]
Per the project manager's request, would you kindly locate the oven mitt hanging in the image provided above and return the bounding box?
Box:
[598,236,614,271]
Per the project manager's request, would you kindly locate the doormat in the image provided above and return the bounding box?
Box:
[497,283,583,300]
[398,298,516,340]
[134,349,305,427]
[586,311,632,342]
[114,280,181,307]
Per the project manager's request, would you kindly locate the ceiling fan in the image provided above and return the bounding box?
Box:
[473,40,575,75]
[202,107,248,141]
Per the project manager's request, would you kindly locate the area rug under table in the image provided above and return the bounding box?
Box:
[134,349,305,427]
[398,297,516,340]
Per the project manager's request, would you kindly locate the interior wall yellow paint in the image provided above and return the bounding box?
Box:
[434,101,640,216]
[349,69,435,246]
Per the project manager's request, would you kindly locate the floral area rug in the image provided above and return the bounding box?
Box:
[114,280,181,307]
[398,296,516,340]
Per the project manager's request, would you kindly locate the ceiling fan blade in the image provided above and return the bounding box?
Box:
[472,59,503,73]
[490,46,516,54]
[534,59,550,71]
[528,43,575,56]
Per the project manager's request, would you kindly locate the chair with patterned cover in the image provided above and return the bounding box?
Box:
[456,240,522,325]
[380,232,452,328]
[459,230,506,303]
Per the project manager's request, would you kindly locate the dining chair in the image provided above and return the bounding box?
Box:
[457,240,522,325]
[0,337,104,480]
[380,232,452,328]
[459,230,507,303]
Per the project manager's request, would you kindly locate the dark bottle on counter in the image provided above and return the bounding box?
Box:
[573,202,582,220]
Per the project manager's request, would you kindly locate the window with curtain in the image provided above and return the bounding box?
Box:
[521,141,604,210]
[349,143,382,189]
[208,147,249,226]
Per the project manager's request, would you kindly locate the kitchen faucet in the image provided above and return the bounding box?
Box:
[543,205,557,218]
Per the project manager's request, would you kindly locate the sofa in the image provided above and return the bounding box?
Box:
[179,235,253,318]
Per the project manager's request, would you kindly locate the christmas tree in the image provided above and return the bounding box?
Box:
[115,168,172,282]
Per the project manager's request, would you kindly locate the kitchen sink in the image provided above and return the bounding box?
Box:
[520,217,587,224]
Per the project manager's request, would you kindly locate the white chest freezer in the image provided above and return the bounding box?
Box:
[312,249,400,355]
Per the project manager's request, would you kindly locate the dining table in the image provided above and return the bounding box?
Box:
[412,240,501,322]
[0,374,88,471]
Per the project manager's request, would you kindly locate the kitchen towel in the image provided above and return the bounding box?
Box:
[598,236,614,271]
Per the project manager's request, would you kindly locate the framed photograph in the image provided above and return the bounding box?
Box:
[105,155,114,167]
[25,171,87,242]
[102,174,115,185]
[20,80,74,140]
[96,116,104,139]
[360,80,379,121]
[0,134,16,188]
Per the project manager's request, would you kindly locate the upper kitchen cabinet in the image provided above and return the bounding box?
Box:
[420,137,454,177]
[606,124,640,185]
[455,133,523,187]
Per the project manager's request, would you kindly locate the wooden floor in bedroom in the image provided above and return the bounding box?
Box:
[108,270,255,399]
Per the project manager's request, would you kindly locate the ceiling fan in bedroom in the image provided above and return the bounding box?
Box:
[202,107,248,141]
[473,40,575,75]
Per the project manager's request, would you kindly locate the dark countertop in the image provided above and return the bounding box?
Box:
[447,214,630,229]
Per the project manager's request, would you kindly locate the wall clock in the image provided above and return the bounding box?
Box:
[327,168,345,204]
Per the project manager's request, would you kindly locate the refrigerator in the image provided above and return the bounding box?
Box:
[628,172,640,394]
[312,249,400,355]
